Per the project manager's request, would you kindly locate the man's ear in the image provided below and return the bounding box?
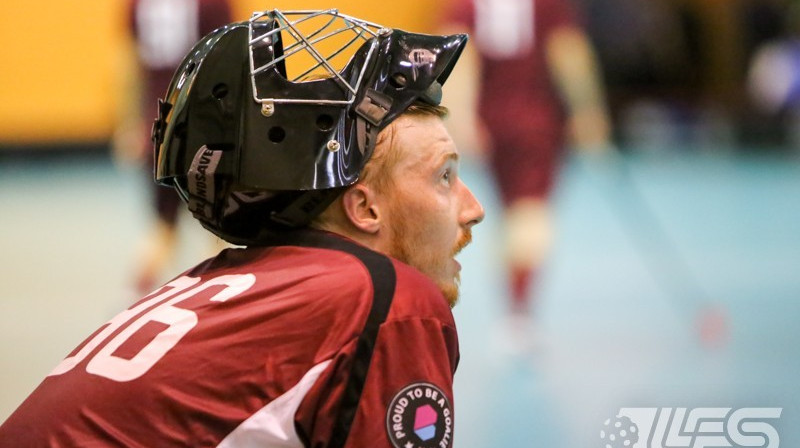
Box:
[341,184,381,234]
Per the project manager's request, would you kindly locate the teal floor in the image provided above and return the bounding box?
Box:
[1,149,799,447]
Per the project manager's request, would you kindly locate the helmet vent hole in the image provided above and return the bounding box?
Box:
[316,114,334,131]
[268,126,286,143]
[389,73,407,89]
[212,83,229,99]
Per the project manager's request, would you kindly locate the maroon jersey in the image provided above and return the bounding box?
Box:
[447,0,577,134]
[0,231,459,448]
[446,0,580,201]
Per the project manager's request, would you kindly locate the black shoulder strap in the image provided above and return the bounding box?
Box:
[274,230,396,447]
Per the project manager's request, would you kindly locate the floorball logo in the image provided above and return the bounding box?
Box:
[601,408,782,448]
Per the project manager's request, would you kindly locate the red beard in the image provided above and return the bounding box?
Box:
[389,219,472,307]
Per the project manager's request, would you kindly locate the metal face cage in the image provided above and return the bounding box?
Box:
[248,9,387,115]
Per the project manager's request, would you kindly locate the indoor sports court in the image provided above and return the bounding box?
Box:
[2,0,800,446]
[1,147,798,446]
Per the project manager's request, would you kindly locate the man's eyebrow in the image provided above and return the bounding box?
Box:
[441,151,459,163]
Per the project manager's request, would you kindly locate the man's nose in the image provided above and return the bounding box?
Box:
[460,182,485,229]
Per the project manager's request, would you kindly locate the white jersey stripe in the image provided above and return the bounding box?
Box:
[217,360,332,448]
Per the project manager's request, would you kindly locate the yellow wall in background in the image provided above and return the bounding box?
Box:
[0,2,128,145]
[0,1,443,146]
[230,1,441,33]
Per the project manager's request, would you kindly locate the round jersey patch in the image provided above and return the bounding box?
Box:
[385,382,453,448]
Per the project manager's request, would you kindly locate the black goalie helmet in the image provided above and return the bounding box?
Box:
[152,9,468,245]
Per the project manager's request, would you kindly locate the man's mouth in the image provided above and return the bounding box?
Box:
[451,228,473,257]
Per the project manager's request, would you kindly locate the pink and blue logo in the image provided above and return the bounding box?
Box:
[413,404,438,441]
[386,382,453,448]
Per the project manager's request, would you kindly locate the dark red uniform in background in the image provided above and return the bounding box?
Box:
[129,0,232,223]
[446,0,579,203]
[0,231,458,447]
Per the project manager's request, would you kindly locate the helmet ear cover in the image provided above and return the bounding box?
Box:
[153,9,467,245]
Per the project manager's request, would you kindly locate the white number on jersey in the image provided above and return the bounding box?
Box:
[49,274,256,382]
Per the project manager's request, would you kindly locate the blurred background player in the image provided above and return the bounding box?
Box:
[441,0,612,319]
[117,0,232,295]
[747,0,800,150]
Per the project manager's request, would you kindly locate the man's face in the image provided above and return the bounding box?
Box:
[378,113,485,306]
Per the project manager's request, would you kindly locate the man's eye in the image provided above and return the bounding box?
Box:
[442,169,451,183]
